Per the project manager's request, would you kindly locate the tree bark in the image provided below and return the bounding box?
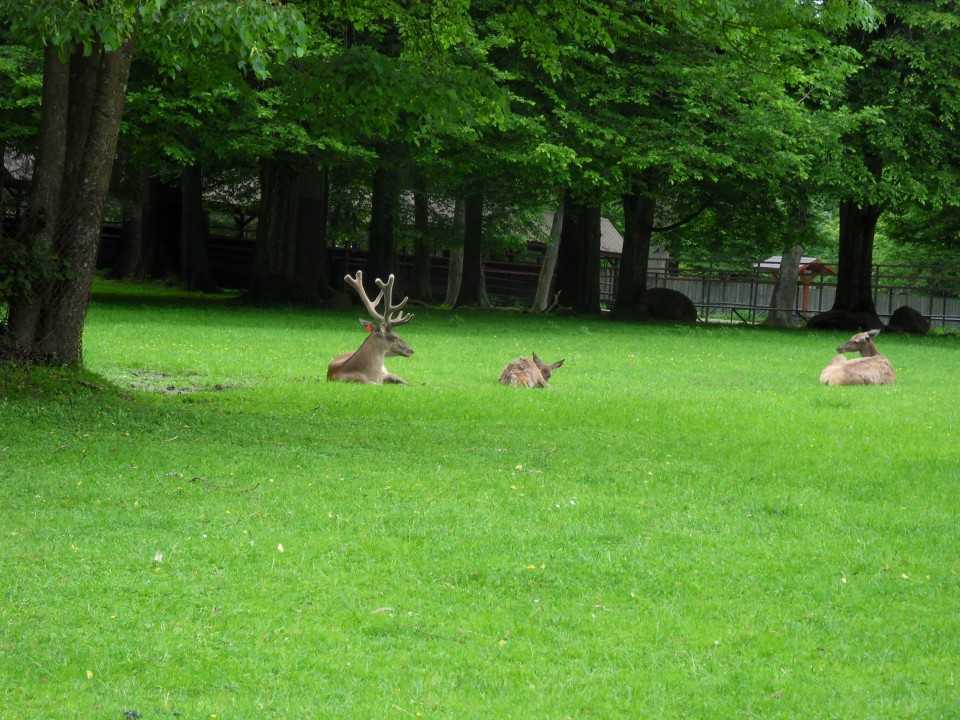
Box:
[444,198,465,306]
[248,156,331,303]
[180,163,214,292]
[106,152,143,279]
[411,178,433,303]
[809,200,883,330]
[138,174,181,280]
[290,162,330,303]
[7,37,134,364]
[0,142,5,239]
[762,243,803,327]
[835,200,881,312]
[109,196,143,280]
[617,173,660,308]
[555,189,601,314]
[367,162,399,286]
[6,44,70,344]
[249,157,296,299]
[531,196,563,312]
[455,193,487,307]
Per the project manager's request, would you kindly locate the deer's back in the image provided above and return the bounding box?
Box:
[499,358,548,388]
[820,355,895,386]
[326,351,353,381]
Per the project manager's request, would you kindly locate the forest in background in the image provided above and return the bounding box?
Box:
[2,1,960,363]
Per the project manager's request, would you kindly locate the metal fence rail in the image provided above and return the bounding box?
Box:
[629,261,960,329]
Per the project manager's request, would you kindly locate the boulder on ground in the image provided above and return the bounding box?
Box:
[886,305,929,335]
[611,288,697,324]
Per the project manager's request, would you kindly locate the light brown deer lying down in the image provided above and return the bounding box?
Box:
[499,353,564,388]
[819,328,895,386]
[327,272,414,384]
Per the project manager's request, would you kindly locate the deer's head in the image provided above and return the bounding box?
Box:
[532,353,564,382]
[358,316,413,358]
[348,271,413,354]
[836,328,881,356]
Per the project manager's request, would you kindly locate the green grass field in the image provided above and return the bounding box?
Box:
[2,280,958,719]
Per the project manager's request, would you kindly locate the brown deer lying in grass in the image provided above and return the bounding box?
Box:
[327,272,414,384]
[499,353,564,388]
[819,328,895,386]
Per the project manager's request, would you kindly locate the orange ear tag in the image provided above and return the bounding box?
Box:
[363,321,375,333]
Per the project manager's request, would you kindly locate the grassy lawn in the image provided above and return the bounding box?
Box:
[2,280,958,719]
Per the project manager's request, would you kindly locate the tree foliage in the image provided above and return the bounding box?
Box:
[3,0,960,364]
[809,0,960,328]
[0,0,308,364]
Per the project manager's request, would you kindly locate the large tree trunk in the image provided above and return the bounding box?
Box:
[455,193,488,307]
[248,156,331,303]
[250,157,295,299]
[367,163,399,286]
[109,197,143,279]
[555,190,601,314]
[290,162,330,303]
[835,200,881,312]
[411,178,433,303]
[0,142,5,240]
[137,174,181,280]
[180,163,215,292]
[809,200,883,330]
[6,37,134,365]
[616,173,659,308]
[107,152,143,279]
[5,44,70,344]
[531,196,563,312]
[762,243,803,327]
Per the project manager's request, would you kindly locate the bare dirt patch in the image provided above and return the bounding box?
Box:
[118,369,234,395]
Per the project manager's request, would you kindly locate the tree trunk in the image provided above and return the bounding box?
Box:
[248,156,331,303]
[762,243,803,327]
[617,174,659,308]
[107,151,143,279]
[531,196,563,312]
[0,142,5,240]
[6,37,134,364]
[138,174,181,280]
[809,200,883,330]
[444,198,465,306]
[555,190,601,314]
[109,197,143,280]
[249,157,296,299]
[367,163,399,286]
[411,179,433,303]
[180,163,215,292]
[835,200,880,312]
[455,193,487,307]
[6,44,70,344]
[290,162,330,303]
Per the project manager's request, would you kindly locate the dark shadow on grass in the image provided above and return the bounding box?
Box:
[91,279,242,311]
[91,279,358,314]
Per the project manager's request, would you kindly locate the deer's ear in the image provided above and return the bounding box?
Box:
[867,328,881,337]
[552,359,565,369]
[358,319,378,333]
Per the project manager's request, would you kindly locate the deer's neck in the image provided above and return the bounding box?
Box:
[346,334,388,369]
[860,342,881,358]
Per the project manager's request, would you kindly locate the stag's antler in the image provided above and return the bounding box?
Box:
[344,271,413,329]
